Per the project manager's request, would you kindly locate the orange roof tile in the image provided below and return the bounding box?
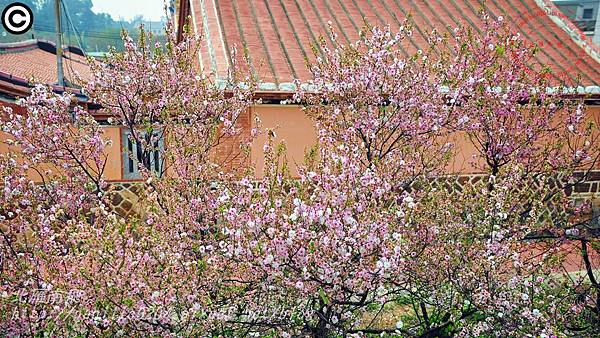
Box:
[0,40,92,86]
[184,0,600,87]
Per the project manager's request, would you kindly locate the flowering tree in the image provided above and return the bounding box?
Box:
[0,23,257,336]
[222,17,600,337]
[0,85,110,334]
[1,14,599,338]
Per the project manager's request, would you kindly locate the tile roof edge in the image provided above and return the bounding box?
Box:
[255,82,600,94]
[533,0,600,64]
[250,84,600,103]
[0,71,86,98]
[0,39,39,49]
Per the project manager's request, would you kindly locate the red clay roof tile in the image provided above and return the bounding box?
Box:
[0,40,92,86]
[187,0,600,86]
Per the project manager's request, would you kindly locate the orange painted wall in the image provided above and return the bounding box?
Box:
[0,126,124,182]
[102,126,124,181]
[250,105,317,177]
[249,104,600,177]
[3,104,599,181]
[248,104,481,177]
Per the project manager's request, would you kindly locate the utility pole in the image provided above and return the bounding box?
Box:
[54,0,65,87]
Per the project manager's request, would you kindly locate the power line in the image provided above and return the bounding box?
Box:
[30,24,150,40]
[59,0,82,85]
[33,24,123,39]
[60,0,86,55]
[31,19,128,38]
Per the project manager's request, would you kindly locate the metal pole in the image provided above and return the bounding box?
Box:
[55,0,65,87]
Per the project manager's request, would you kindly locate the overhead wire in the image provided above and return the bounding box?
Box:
[33,24,123,40]
[60,0,87,55]
[61,0,96,86]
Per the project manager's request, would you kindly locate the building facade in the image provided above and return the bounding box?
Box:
[1,2,600,182]
[176,0,600,176]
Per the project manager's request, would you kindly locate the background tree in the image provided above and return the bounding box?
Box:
[0,0,162,51]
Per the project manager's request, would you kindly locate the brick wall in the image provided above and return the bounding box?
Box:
[212,108,252,175]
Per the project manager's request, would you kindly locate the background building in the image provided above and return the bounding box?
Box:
[554,0,600,45]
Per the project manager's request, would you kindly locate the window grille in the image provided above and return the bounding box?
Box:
[122,128,164,179]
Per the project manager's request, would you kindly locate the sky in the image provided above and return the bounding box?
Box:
[91,0,166,22]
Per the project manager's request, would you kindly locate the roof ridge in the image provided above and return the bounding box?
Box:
[0,39,84,56]
[0,39,40,49]
[212,0,232,71]
[188,0,205,72]
[199,0,218,74]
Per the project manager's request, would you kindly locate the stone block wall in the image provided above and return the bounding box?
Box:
[107,183,144,217]
[104,171,600,227]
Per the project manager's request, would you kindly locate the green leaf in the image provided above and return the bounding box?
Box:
[197,258,207,273]
[495,45,505,56]
[319,288,329,305]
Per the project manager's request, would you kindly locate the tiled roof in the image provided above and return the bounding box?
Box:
[184,0,600,87]
[0,40,92,86]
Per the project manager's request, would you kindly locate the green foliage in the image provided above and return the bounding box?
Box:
[0,0,165,52]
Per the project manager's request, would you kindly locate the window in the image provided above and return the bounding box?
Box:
[122,128,164,179]
[582,8,594,19]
